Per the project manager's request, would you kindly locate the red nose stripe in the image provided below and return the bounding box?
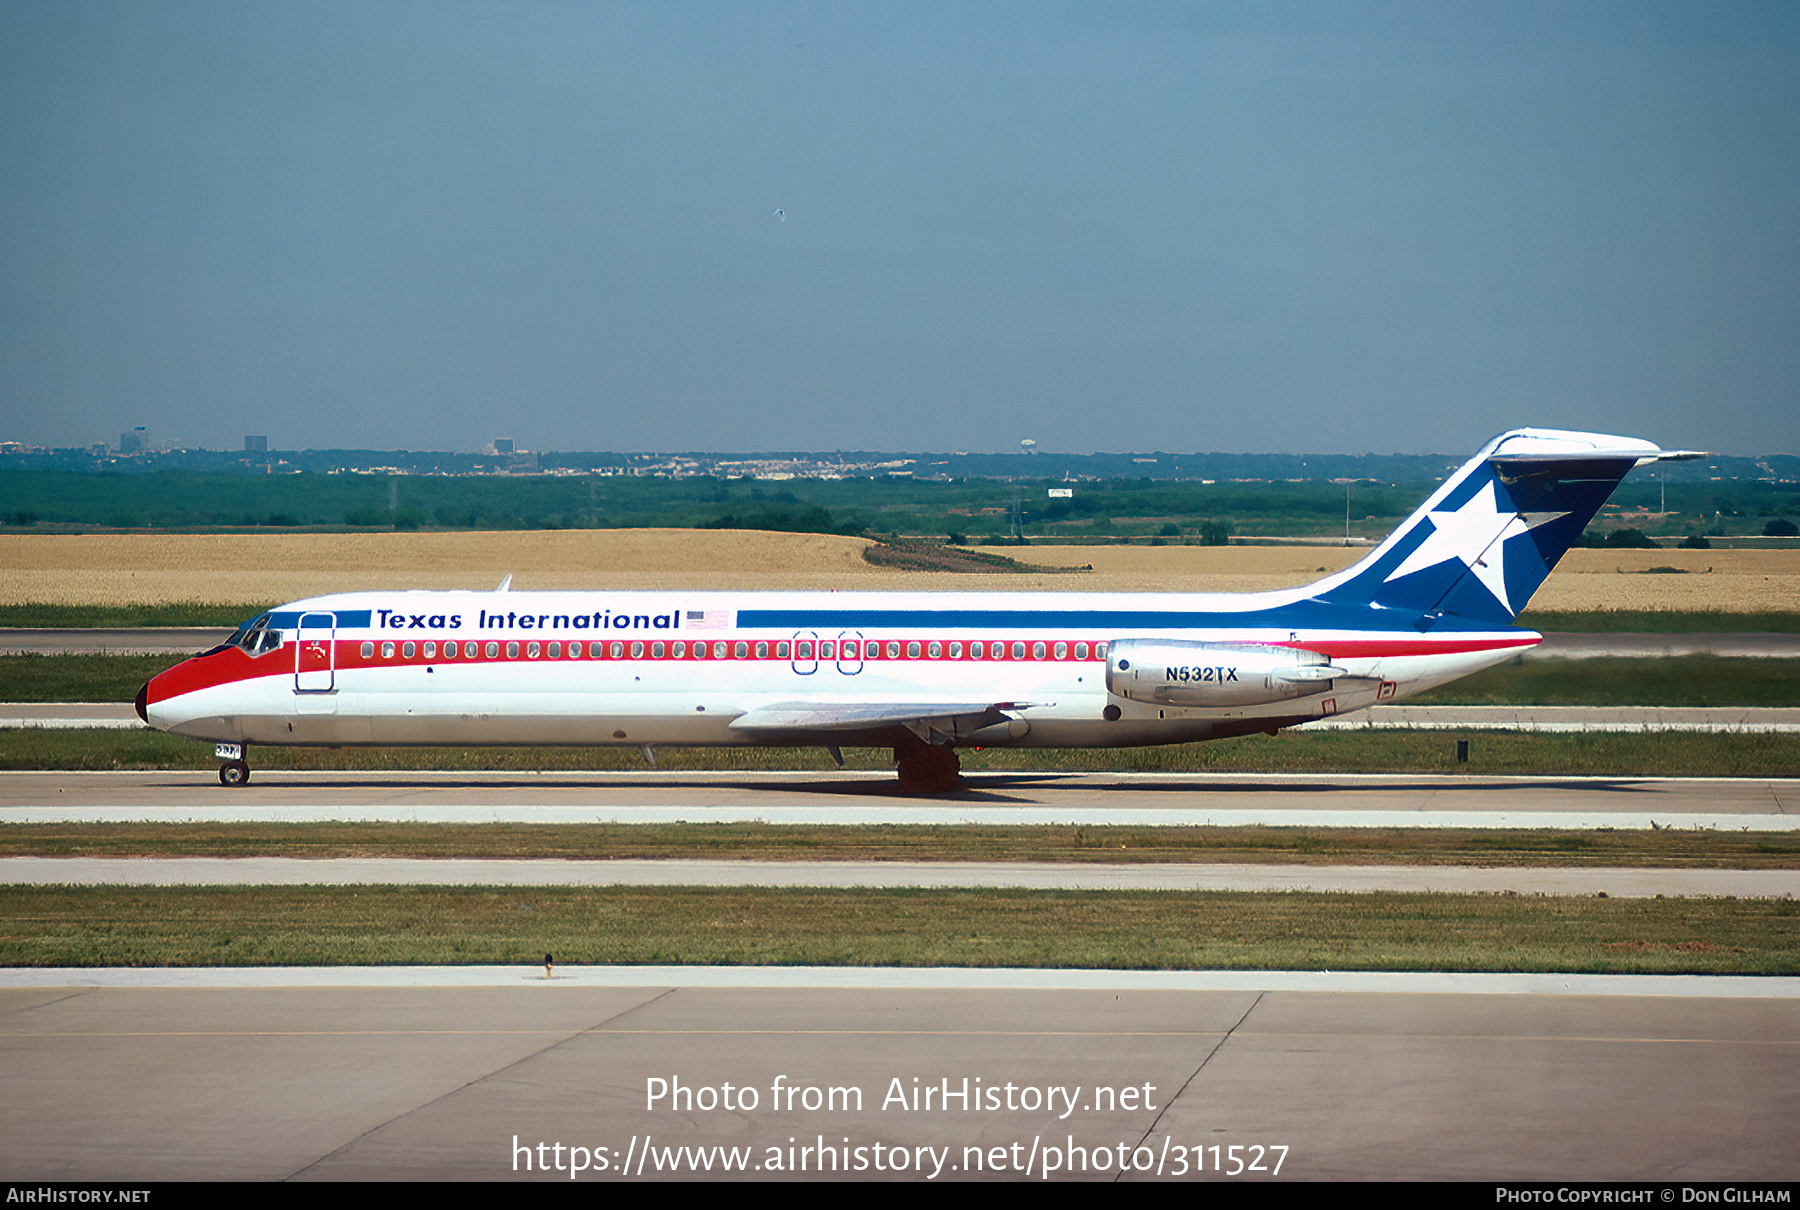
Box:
[144,647,288,704]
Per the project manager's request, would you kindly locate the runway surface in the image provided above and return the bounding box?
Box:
[4,693,1795,1182]
[1,974,1793,1181]
[4,769,1796,830]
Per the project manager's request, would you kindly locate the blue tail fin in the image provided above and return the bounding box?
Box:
[1309,429,1695,628]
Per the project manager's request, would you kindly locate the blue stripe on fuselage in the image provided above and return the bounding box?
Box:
[735,601,1487,633]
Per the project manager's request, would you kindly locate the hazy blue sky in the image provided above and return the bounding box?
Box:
[3,2,1796,456]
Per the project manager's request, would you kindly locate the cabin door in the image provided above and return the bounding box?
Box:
[294,612,336,692]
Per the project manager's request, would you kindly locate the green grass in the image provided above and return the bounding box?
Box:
[1516,610,1800,634]
[0,604,253,629]
[0,654,183,702]
[2,727,1796,777]
[2,885,1792,973]
[1411,654,1800,706]
[3,821,1794,868]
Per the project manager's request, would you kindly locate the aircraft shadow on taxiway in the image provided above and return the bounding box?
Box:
[145,769,1660,799]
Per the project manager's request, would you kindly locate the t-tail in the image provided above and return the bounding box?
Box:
[1305,428,1700,629]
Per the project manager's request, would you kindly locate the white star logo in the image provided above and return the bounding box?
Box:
[1383,479,1569,614]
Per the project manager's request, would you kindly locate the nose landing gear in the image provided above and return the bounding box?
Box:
[215,743,251,787]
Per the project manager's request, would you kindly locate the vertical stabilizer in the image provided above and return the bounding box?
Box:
[1308,429,1696,627]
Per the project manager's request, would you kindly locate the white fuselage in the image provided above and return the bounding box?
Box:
[143,586,1536,752]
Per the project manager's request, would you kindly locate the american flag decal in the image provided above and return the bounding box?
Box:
[685,610,731,629]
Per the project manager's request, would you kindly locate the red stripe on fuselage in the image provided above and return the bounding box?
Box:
[144,647,288,704]
[144,632,1536,706]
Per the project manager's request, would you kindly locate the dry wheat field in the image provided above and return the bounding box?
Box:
[2,531,1796,612]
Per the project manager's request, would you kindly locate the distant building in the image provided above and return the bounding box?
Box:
[244,435,268,452]
[119,427,147,454]
[494,438,515,454]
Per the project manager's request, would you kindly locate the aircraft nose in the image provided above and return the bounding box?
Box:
[135,682,149,724]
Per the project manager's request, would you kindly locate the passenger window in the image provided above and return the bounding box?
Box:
[796,641,812,659]
[631,641,644,658]
[886,642,900,659]
[733,641,747,658]
[906,641,920,658]
[362,642,374,658]
[652,642,664,658]
[713,642,727,659]
[1054,642,1066,659]
[403,642,415,659]
[928,642,941,658]
[971,642,984,659]
[1012,642,1026,659]
[755,641,768,659]
[548,642,561,658]
[589,642,603,657]
[507,642,519,658]
[1032,642,1046,659]
[610,642,624,658]
[527,642,540,658]
[949,642,962,658]
[381,642,395,659]
[1096,642,1108,659]
[672,642,686,658]
[776,641,789,658]
[424,642,436,659]
[485,642,499,659]
[821,641,836,659]
[1074,642,1088,660]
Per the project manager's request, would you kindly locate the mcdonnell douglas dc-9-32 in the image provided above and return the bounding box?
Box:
[138,428,1696,792]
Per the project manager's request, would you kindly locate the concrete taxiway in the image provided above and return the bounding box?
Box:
[3,769,1796,831]
[0,973,1793,1182]
[2,856,1794,899]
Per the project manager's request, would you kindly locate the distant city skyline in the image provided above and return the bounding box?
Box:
[4,3,1796,457]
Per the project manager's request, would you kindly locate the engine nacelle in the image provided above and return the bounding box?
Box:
[1106,639,1346,707]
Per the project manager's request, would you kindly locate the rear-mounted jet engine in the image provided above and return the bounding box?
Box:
[1105,639,1347,707]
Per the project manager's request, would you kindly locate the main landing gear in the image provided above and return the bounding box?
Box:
[216,743,251,787]
[894,743,961,795]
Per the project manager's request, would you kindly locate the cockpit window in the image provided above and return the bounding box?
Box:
[227,613,283,658]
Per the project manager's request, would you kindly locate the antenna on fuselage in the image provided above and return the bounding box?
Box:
[495,575,512,592]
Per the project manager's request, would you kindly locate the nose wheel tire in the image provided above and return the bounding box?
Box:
[219,759,252,787]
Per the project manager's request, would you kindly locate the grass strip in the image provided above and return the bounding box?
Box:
[3,822,1796,868]
[1410,655,1800,706]
[4,728,1795,777]
[2,885,1792,974]
[1516,611,1800,634]
[0,605,254,629]
[0,654,185,702]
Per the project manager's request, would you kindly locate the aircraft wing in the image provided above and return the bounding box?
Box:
[729,701,1032,744]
